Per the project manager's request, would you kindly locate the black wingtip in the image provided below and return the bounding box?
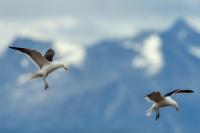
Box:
[8,46,17,49]
[176,89,194,94]
[182,89,194,93]
[189,90,194,93]
[8,46,24,51]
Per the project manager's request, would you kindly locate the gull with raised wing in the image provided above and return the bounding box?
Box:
[145,89,194,120]
[9,46,68,90]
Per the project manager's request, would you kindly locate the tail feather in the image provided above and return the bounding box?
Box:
[29,72,43,80]
[146,104,156,117]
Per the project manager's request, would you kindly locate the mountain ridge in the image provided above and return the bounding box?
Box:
[0,19,199,133]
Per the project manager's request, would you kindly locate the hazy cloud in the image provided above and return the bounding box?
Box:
[1,0,200,61]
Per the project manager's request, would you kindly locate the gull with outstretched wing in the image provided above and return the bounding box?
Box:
[145,89,194,120]
[9,46,68,90]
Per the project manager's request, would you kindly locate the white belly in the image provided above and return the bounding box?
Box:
[157,97,177,108]
[158,100,171,107]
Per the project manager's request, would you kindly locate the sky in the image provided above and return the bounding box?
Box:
[1,0,200,56]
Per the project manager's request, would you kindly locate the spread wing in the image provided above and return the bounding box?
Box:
[145,91,164,103]
[9,46,49,69]
[44,49,55,62]
[164,89,194,97]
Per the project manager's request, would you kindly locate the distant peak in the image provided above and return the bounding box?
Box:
[170,18,194,32]
[174,18,188,26]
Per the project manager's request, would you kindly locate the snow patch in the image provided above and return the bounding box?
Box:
[53,40,86,66]
[132,35,164,75]
[104,86,126,120]
[188,46,200,58]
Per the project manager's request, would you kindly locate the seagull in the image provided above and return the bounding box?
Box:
[145,89,194,120]
[9,46,68,90]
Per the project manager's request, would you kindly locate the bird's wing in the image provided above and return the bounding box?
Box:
[9,46,49,69]
[44,49,55,62]
[164,89,194,97]
[145,91,164,103]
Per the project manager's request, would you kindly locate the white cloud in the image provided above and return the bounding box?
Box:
[0,22,18,55]
[0,16,173,56]
[132,35,164,75]
[18,17,79,41]
[0,17,79,53]
[0,16,141,68]
[0,17,88,67]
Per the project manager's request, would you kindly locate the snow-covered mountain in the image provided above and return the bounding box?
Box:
[0,19,200,133]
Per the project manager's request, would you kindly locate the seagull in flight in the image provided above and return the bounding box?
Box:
[9,46,68,90]
[145,89,194,120]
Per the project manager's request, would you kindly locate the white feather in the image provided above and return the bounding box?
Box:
[146,104,157,117]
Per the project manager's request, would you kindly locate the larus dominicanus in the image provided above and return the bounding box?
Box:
[9,46,68,90]
[145,89,194,120]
